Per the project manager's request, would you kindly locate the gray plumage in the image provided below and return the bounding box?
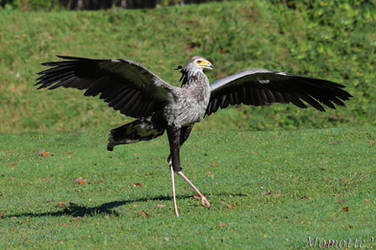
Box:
[36,55,352,215]
[36,54,352,156]
[163,56,211,128]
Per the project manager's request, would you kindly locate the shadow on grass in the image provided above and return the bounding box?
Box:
[1,193,246,219]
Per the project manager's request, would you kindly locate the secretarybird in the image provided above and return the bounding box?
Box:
[36,56,352,216]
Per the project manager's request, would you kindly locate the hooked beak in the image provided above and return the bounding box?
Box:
[203,62,214,70]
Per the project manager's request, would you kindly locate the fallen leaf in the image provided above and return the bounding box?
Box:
[229,203,236,208]
[157,204,166,208]
[212,162,217,167]
[78,178,87,184]
[38,151,50,157]
[57,202,66,207]
[134,183,142,187]
[319,167,326,171]
[364,199,371,202]
[10,163,16,167]
[139,210,149,217]
[220,200,236,209]
[74,177,87,184]
[343,206,349,212]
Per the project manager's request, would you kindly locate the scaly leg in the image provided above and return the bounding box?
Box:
[169,160,179,216]
[177,171,211,208]
[166,125,210,214]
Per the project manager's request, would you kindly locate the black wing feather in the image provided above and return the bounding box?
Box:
[206,69,352,116]
[36,56,174,119]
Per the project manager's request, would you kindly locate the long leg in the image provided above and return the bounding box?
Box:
[180,125,194,146]
[167,126,182,172]
[176,126,211,207]
[177,171,211,208]
[167,126,181,216]
[167,125,193,164]
[170,163,179,216]
[167,126,210,214]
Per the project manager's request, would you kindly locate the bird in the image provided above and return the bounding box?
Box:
[36,55,352,216]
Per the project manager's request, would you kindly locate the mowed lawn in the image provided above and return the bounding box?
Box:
[0,127,375,249]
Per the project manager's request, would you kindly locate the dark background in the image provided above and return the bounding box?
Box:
[1,0,224,9]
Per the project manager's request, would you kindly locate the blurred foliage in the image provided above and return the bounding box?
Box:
[0,1,374,132]
[0,0,59,10]
[271,0,376,9]
[0,0,233,10]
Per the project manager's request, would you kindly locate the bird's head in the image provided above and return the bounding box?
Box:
[177,56,214,86]
[189,56,214,70]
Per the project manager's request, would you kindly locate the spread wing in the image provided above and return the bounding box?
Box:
[36,56,175,118]
[206,69,352,115]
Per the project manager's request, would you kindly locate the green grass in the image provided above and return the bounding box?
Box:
[0,1,375,248]
[1,127,375,249]
[0,1,375,133]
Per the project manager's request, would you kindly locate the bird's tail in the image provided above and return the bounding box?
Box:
[107,117,165,151]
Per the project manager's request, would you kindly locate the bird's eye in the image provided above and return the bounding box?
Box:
[196,60,202,64]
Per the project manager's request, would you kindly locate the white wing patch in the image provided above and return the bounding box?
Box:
[258,79,270,84]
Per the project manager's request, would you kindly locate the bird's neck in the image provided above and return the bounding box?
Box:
[179,66,209,87]
[184,69,209,89]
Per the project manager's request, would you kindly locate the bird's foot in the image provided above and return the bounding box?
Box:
[201,197,211,208]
